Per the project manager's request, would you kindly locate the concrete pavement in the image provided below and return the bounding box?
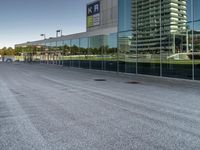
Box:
[0,63,200,150]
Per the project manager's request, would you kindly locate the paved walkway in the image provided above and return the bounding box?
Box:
[0,63,200,150]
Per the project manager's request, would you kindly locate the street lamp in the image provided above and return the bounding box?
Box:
[56,30,62,37]
[40,34,46,64]
[56,30,63,66]
[40,34,46,40]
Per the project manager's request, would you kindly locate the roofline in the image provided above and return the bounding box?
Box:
[15,27,117,47]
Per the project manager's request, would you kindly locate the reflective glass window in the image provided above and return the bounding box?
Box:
[118,0,132,32]
[71,39,79,47]
[57,41,63,47]
[63,40,71,67]
[104,33,118,71]
[80,38,88,48]
[194,0,200,21]
[71,39,80,67]
[108,33,117,48]
[63,40,71,46]
[161,0,193,79]
[89,35,105,70]
[80,37,90,69]
[194,21,200,80]
[118,31,135,73]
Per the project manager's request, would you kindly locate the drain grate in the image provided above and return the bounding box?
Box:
[126,81,140,84]
[94,79,107,81]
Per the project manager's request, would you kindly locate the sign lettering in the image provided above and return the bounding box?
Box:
[87,1,100,28]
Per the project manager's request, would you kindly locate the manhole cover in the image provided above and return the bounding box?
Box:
[126,81,140,84]
[94,79,107,81]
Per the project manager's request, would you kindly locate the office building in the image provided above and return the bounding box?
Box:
[16,0,200,80]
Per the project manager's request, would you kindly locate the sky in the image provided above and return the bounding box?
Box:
[0,0,87,48]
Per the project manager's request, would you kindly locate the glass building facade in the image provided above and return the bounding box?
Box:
[118,0,200,80]
[31,33,118,71]
[16,0,200,81]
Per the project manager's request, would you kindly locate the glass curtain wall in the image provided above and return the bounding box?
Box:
[118,0,200,80]
[194,0,200,80]
[17,0,200,81]
[52,35,115,70]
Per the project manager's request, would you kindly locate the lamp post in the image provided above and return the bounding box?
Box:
[40,34,46,64]
[56,30,63,65]
[40,34,46,40]
[56,30,62,37]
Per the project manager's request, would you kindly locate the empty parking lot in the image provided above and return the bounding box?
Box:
[0,63,200,150]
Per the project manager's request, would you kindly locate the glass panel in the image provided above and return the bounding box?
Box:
[63,40,71,67]
[118,0,132,32]
[108,33,117,48]
[71,39,80,68]
[194,0,200,21]
[80,37,90,69]
[45,42,51,48]
[194,21,200,80]
[53,41,59,65]
[71,39,79,47]
[38,44,44,62]
[80,38,88,48]
[187,0,192,22]
[193,0,200,80]
[135,0,160,76]
[162,24,193,79]
[51,42,56,47]
[105,33,118,72]
[57,41,63,47]
[89,35,105,70]
[56,41,63,65]
[118,0,136,73]
[162,0,192,79]
[118,31,135,73]
[49,42,57,64]
[43,43,50,64]
[63,40,71,46]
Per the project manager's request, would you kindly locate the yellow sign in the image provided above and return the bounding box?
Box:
[87,16,93,28]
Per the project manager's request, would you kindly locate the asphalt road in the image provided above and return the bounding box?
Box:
[0,63,200,150]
